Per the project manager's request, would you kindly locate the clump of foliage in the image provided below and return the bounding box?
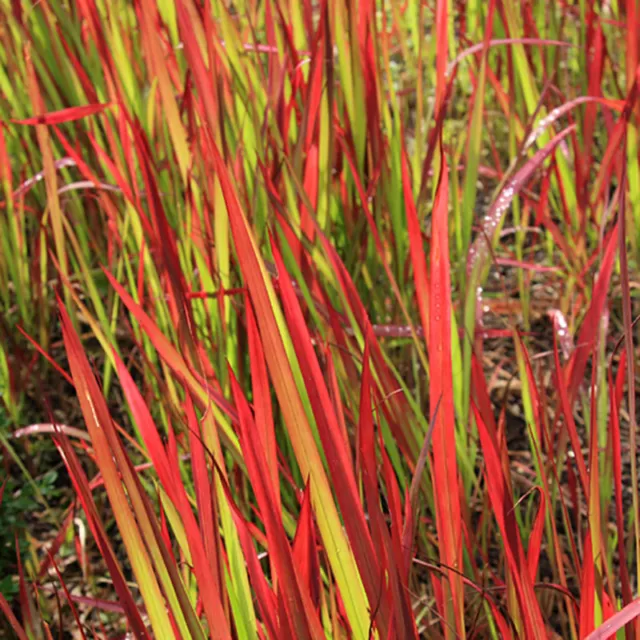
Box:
[1,0,640,638]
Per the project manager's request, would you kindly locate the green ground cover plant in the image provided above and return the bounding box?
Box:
[1,0,640,637]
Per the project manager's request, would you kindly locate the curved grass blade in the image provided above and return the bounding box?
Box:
[585,598,640,640]
[447,38,571,76]
[467,124,576,279]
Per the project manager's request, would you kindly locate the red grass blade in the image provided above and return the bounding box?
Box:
[0,123,12,193]
[565,223,619,402]
[402,144,430,347]
[11,103,111,125]
[113,351,177,499]
[435,0,448,113]
[0,591,29,640]
[292,483,322,611]
[553,330,589,493]
[185,394,224,600]
[526,488,546,582]
[580,531,596,637]
[428,155,465,636]
[246,302,280,516]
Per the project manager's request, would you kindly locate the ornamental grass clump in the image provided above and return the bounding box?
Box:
[1,0,640,638]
